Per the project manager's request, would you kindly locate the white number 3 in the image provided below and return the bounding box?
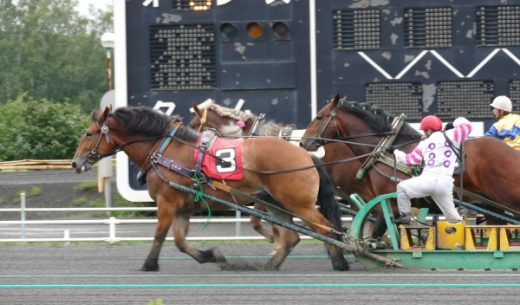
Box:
[215,148,236,173]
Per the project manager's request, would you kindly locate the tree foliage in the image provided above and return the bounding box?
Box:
[0,0,112,160]
[0,95,90,161]
[0,0,112,111]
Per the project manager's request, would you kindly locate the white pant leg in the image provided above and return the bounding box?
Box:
[431,178,462,222]
[396,175,436,215]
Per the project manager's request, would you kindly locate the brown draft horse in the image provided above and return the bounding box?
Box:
[72,106,349,271]
[300,95,520,222]
[188,102,377,203]
[189,102,351,255]
[188,102,381,236]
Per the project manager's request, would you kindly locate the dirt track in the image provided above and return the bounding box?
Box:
[2,243,520,305]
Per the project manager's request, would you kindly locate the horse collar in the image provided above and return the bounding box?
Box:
[278,125,295,141]
[249,113,266,136]
[197,107,209,132]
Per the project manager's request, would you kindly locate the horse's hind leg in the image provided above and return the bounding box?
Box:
[262,210,300,271]
[250,202,274,242]
[254,192,284,255]
[297,210,349,271]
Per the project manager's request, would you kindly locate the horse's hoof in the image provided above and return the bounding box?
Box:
[141,262,159,272]
[211,247,227,264]
[333,261,350,271]
[261,264,279,271]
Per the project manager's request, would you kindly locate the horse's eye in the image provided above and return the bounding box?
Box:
[86,132,93,140]
[315,116,323,121]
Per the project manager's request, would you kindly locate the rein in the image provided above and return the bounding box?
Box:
[307,100,423,182]
[243,151,376,175]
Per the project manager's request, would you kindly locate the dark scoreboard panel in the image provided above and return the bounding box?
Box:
[316,0,520,121]
[116,0,520,201]
[115,0,311,198]
[123,0,311,125]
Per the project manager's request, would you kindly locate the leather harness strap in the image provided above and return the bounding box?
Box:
[356,113,407,182]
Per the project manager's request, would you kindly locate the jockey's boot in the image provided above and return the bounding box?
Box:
[394,213,411,225]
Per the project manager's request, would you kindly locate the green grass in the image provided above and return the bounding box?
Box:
[75,181,97,192]
[89,199,105,208]
[72,197,88,206]
[29,186,42,197]
[71,184,155,218]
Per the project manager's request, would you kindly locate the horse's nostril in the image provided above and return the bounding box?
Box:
[71,162,77,169]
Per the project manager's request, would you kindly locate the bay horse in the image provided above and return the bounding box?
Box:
[72,106,349,271]
[300,95,520,222]
[190,102,358,255]
[188,101,377,202]
[188,101,380,236]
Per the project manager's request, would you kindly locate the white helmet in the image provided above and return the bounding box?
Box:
[490,95,512,112]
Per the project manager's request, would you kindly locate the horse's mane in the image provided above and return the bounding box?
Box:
[108,106,199,142]
[207,102,256,122]
[206,103,283,137]
[338,99,421,144]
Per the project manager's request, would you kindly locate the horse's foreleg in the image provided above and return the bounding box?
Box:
[173,211,227,265]
[141,202,175,272]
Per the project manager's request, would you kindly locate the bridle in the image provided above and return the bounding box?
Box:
[86,119,121,163]
[86,116,183,169]
[311,100,412,148]
[314,101,343,146]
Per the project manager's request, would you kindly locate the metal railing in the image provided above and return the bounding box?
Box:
[0,193,352,243]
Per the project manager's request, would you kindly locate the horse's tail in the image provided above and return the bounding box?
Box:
[311,155,343,232]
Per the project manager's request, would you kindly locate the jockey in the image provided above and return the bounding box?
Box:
[485,95,520,150]
[392,115,473,224]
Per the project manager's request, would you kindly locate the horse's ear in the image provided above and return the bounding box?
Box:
[333,94,341,106]
[97,106,111,126]
[192,102,202,117]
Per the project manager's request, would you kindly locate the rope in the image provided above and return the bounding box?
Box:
[193,173,212,229]
[149,161,213,228]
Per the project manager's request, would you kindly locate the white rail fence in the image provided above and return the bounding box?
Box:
[0,194,352,243]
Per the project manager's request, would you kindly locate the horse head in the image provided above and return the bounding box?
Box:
[72,106,175,174]
[71,106,119,173]
[300,94,347,151]
[301,95,421,154]
[188,102,255,137]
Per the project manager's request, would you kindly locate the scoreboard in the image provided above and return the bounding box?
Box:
[114,0,520,201]
[114,0,312,201]
[315,0,520,121]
